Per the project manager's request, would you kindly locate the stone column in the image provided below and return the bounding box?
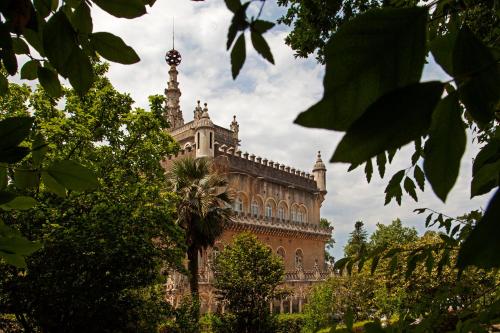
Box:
[280,299,284,314]
[289,298,293,313]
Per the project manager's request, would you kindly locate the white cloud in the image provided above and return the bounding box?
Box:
[91,2,493,260]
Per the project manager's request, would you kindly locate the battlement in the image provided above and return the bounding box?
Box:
[214,143,318,192]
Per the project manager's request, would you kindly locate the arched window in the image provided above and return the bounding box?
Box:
[277,247,285,261]
[251,201,259,217]
[233,198,243,213]
[278,207,285,220]
[291,207,297,222]
[265,204,272,218]
[297,211,303,223]
[295,249,303,268]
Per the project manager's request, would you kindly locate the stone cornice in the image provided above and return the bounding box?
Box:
[225,214,333,241]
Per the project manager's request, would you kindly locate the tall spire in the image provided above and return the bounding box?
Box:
[164,19,184,129]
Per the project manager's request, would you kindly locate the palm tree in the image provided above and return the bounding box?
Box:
[168,157,233,300]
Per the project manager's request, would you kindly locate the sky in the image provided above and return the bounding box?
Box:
[90,1,494,260]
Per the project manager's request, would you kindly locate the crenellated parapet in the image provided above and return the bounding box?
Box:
[214,144,319,192]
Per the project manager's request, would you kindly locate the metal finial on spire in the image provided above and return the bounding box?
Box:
[165,17,182,66]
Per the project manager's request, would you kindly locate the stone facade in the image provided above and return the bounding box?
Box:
[161,48,334,314]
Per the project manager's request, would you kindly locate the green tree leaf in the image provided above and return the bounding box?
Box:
[1,196,37,210]
[424,93,466,202]
[33,0,52,18]
[364,158,373,183]
[385,170,405,205]
[376,152,386,178]
[2,48,18,75]
[12,37,30,54]
[0,116,34,151]
[251,20,275,34]
[331,82,444,165]
[250,31,274,64]
[224,0,241,13]
[23,28,45,56]
[45,160,98,191]
[14,169,39,189]
[66,47,94,96]
[226,2,250,50]
[473,138,500,175]
[42,11,77,77]
[38,67,62,98]
[90,32,140,64]
[41,171,66,197]
[0,220,42,268]
[471,160,500,197]
[295,7,428,131]
[70,1,93,34]
[403,176,418,201]
[91,0,147,19]
[413,165,425,191]
[20,60,39,80]
[457,189,500,269]
[453,27,500,124]
[0,146,30,163]
[231,34,246,79]
[32,133,48,166]
[430,28,457,76]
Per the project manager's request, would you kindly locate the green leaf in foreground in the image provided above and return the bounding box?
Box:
[66,47,94,96]
[250,31,274,64]
[295,7,428,131]
[457,188,500,269]
[424,93,466,202]
[41,171,66,197]
[453,27,500,124]
[1,196,37,210]
[90,32,140,64]
[45,160,98,191]
[331,82,444,165]
[430,28,457,76]
[21,60,39,80]
[38,67,62,98]
[0,116,34,151]
[0,220,42,268]
[231,34,246,79]
[42,11,76,77]
[385,170,404,205]
[91,0,147,19]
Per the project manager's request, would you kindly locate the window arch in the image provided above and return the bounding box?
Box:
[277,247,285,261]
[265,204,273,218]
[291,206,298,222]
[295,249,303,268]
[251,200,259,217]
[233,198,243,213]
[277,201,288,220]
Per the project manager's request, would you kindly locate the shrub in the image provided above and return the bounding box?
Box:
[275,313,306,333]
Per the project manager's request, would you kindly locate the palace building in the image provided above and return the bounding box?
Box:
[161,48,334,314]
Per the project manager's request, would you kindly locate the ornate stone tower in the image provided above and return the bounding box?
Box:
[164,47,184,129]
[312,151,327,194]
[194,103,215,158]
[230,115,239,147]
